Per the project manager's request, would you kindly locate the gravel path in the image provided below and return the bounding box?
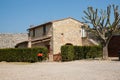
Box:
[0,60,120,80]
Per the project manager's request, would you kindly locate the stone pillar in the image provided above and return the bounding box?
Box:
[48,40,54,61]
[28,37,32,48]
[49,53,53,62]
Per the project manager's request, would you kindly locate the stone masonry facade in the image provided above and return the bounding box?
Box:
[28,17,98,61]
[52,18,83,54]
[28,18,84,54]
[0,33,28,48]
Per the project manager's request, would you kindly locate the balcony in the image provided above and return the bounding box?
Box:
[29,35,52,45]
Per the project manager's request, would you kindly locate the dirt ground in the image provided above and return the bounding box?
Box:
[0,60,120,80]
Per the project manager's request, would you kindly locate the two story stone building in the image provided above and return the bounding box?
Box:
[27,17,97,61]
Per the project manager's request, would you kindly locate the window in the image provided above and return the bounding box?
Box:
[33,29,35,37]
[61,33,64,35]
[43,25,46,35]
[28,32,30,37]
[81,26,87,38]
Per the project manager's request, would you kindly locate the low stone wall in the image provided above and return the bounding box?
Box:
[0,33,28,48]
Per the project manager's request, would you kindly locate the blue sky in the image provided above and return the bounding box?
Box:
[0,0,120,33]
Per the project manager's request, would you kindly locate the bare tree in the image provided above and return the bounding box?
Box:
[82,5,120,59]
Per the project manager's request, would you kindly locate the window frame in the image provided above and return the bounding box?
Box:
[43,25,46,35]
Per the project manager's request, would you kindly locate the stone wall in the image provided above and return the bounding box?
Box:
[0,33,28,48]
[52,18,84,54]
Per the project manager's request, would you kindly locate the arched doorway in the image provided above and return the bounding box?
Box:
[65,43,73,45]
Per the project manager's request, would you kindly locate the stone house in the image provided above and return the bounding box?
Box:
[27,17,98,61]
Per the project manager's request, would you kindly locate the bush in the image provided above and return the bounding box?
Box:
[74,46,84,60]
[87,46,97,59]
[61,45,102,61]
[87,46,102,59]
[82,46,91,59]
[0,47,48,62]
[74,46,91,59]
[61,45,74,61]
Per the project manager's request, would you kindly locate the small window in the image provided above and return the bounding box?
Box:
[33,29,35,37]
[81,27,86,38]
[28,32,30,37]
[43,25,46,35]
[61,33,64,35]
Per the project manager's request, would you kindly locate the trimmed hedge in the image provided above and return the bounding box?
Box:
[87,46,102,59]
[61,45,102,61]
[0,47,48,62]
[61,45,74,61]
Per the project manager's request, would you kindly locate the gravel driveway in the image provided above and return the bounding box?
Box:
[0,60,120,80]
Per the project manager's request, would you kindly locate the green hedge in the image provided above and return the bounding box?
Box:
[0,47,48,62]
[61,45,74,61]
[61,45,102,61]
[87,46,102,59]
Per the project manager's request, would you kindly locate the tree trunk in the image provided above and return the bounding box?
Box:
[103,44,109,60]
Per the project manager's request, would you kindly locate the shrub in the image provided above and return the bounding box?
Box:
[61,45,102,61]
[87,46,102,59]
[61,45,74,61]
[87,46,97,59]
[74,46,84,60]
[82,46,91,59]
[0,47,48,62]
[74,46,91,59]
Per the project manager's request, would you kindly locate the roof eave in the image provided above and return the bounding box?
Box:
[27,22,52,31]
[27,17,86,31]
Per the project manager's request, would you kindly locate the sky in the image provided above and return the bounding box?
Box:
[0,0,120,33]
